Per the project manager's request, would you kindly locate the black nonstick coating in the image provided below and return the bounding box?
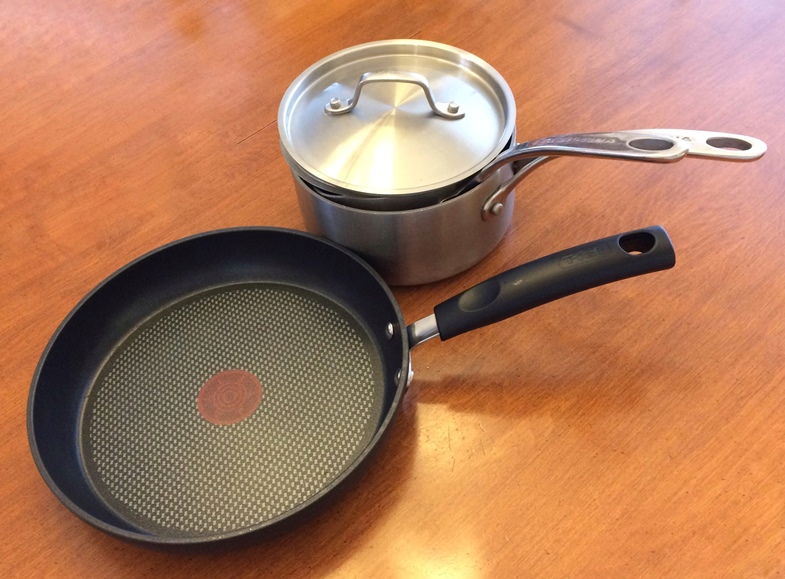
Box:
[28,228,408,545]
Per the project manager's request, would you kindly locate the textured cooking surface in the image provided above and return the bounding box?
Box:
[80,283,385,538]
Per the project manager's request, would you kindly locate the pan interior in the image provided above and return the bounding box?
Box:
[79,282,386,539]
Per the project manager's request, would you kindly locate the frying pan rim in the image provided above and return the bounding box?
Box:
[27,226,410,546]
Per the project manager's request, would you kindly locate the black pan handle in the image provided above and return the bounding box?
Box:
[432,226,675,341]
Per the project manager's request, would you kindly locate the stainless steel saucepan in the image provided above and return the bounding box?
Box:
[278,39,766,285]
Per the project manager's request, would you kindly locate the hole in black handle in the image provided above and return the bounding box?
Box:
[618,232,656,255]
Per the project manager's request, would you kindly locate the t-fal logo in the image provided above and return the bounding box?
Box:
[560,242,611,268]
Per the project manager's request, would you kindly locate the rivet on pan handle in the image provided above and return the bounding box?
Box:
[407,226,675,347]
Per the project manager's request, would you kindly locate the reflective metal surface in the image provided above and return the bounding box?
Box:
[477,131,691,181]
[621,129,768,160]
[279,39,515,200]
[477,129,767,219]
[292,166,515,285]
[406,314,440,349]
[324,71,465,119]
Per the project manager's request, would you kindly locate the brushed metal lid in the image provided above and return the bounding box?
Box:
[278,40,516,201]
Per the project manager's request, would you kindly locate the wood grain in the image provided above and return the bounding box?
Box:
[2,0,784,577]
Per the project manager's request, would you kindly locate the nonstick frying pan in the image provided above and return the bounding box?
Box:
[28,225,675,547]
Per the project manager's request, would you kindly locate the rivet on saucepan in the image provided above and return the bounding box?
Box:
[490,202,504,215]
[329,98,342,110]
[385,323,395,339]
[395,370,402,382]
[447,102,460,114]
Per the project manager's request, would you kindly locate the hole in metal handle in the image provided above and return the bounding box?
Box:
[706,136,754,152]
[619,231,656,255]
[628,138,677,152]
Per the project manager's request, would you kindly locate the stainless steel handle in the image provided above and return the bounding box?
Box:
[478,131,690,220]
[324,71,465,120]
[618,129,767,161]
[479,131,689,180]
[479,129,767,220]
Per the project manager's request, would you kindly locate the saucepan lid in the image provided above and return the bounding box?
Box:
[278,39,516,202]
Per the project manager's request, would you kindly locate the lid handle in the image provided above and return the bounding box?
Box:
[324,71,465,120]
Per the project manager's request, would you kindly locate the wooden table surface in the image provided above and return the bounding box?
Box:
[3,0,784,577]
